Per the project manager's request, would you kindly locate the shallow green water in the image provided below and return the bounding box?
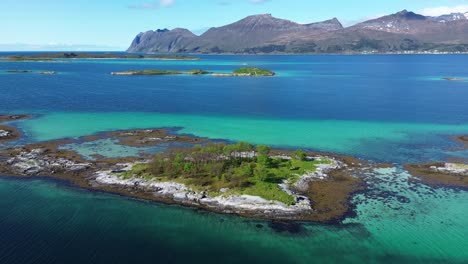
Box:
[345,168,468,262]
[17,111,468,162]
[59,138,187,160]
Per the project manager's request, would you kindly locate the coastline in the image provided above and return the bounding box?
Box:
[405,163,468,189]
[0,114,466,223]
[137,52,468,56]
[0,124,369,223]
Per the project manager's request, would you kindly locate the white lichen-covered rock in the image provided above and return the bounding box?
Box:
[94,166,313,215]
[0,130,12,138]
[201,194,311,213]
[7,148,90,175]
[431,163,468,175]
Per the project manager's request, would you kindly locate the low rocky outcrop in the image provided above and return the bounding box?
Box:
[443,77,464,81]
[6,148,90,176]
[429,163,468,175]
[406,162,468,188]
[108,129,208,147]
[0,130,12,138]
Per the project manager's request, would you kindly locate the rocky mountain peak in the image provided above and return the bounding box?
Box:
[233,13,298,29]
[353,10,428,33]
[127,11,468,54]
[127,27,196,53]
[393,10,426,20]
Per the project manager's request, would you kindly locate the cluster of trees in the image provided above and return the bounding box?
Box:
[148,142,268,188]
[145,142,310,190]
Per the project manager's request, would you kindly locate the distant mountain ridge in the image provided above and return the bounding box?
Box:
[127,10,468,54]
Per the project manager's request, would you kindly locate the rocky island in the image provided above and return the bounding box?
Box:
[112,67,275,77]
[0,114,29,143]
[0,52,199,61]
[3,115,466,222]
[454,135,468,148]
[406,162,468,189]
[6,70,33,73]
[442,77,464,81]
[0,120,367,222]
[111,69,212,76]
[5,70,57,75]
[214,67,276,77]
[405,134,468,189]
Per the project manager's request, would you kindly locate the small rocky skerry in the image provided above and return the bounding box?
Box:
[4,70,57,75]
[406,162,468,189]
[0,114,30,143]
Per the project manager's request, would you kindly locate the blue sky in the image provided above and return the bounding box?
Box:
[1,0,468,51]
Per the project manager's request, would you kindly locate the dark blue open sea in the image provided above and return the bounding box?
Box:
[0,53,467,263]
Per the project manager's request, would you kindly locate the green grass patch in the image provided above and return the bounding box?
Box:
[232,67,275,76]
[118,143,333,205]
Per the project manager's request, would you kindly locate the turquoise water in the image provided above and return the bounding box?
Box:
[1,54,468,263]
[0,171,466,263]
[17,111,468,162]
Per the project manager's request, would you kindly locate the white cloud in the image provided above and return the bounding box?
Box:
[418,5,468,17]
[160,0,175,7]
[128,0,175,10]
[249,0,270,4]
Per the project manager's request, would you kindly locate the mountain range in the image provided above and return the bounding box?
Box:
[127,10,468,54]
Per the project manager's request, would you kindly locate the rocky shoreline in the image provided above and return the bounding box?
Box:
[0,114,30,143]
[0,125,369,222]
[3,117,465,222]
[404,135,468,189]
[454,135,468,148]
[4,70,57,75]
[405,162,468,189]
[94,163,313,219]
[108,129,210,147]
[92,158,344,219]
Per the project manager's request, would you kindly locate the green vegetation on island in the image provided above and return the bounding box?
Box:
[118,142,330,205]
[112,69,212,76]
[232,67,275,76]
[6,70,33,73]
[0,52,200,61]
[112,67,275,77]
